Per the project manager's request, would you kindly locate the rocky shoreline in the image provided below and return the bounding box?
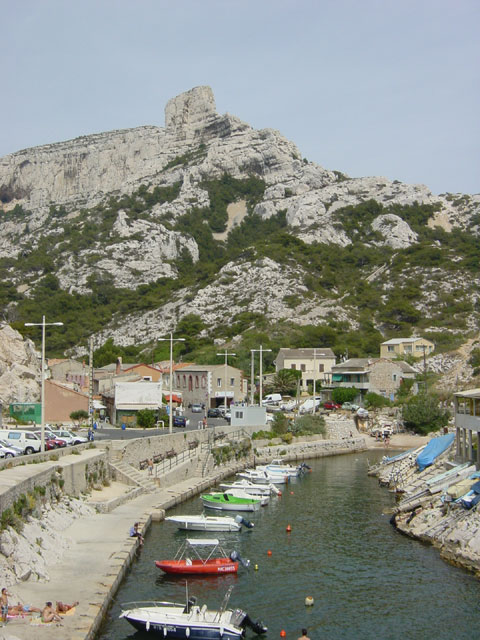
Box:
[369,437,480,578]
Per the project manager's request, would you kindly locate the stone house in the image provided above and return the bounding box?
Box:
[175,364,247,408]
[453,388,480,465]
[48,358,89,392]
[380,337,434,359]
[330,357,417,400]
[274,348,337,391]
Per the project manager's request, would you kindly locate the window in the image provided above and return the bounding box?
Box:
[291,364,296,370]
[201,375,206,388]
[393,374,397,381]
[217,378,222,388]
[319,364,324,372]
[235,411,244,419]
[230,377,235,386]
[301,364,306,372]
[387,345,395,352]
[404,346,412,353]
[195,376,199,388]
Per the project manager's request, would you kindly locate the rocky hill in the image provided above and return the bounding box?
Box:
[0,86,479,378]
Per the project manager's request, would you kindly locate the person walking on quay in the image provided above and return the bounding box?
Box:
[298,628,310,640]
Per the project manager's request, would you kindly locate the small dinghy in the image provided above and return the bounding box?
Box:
[155,538,250,575]
[120,586,268,639]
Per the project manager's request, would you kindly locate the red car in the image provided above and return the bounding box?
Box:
[323,401,341,410]
[33,432,67,449]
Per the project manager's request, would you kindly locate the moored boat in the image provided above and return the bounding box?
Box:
[120,586,268,639]
[165,514,254,532]
[201,492,262,512]
[219,479,281,497]
[155,538,249,575]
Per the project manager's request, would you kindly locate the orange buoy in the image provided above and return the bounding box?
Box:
[286,524,292,532]
[280,631,286,637]
[267,550,272,556]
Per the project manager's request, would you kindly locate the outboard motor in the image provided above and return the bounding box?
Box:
[230,550,250,568]
[183,596,197,613]
[236,610,267,635]
[235,515,254,529]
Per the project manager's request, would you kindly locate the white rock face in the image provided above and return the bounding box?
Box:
[165,85,217,140]
[371,214,418,248]
[0,325,40,404]
[0,497,95,585]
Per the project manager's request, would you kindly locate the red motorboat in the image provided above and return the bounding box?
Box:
[155,538,248,575]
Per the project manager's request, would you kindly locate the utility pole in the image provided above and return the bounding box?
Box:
[89,337,94,430]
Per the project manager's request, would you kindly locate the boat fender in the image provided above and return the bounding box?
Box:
[230,550,250,568]
[163,625,167,636]
[235,515,254,529]
[220,627,224,636]
[186,628,190,637]
[146,621,150,631]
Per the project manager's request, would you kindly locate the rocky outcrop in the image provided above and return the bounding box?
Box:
[0,325,40,405]
[0,497,95,585]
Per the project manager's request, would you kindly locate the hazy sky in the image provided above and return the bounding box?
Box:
[2,0,478,195]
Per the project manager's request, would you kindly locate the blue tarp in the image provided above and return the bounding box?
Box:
[416,433,455,472]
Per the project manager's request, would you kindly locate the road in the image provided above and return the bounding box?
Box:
[91,410,230,441]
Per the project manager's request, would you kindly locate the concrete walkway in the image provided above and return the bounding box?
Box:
[0,461,244,640]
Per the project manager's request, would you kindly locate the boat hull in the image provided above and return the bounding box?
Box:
[155,559,239,574]
[123,615,242,640]
[166,516,242,532]
[201,495,261,512]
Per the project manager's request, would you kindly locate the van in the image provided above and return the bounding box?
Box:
[0,429,41,455]
[262,393,282,405]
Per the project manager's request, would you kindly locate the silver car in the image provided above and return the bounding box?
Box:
[0,439,23,457]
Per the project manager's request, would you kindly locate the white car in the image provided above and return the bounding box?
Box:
[52,429,88,445]
[0,440,23,457]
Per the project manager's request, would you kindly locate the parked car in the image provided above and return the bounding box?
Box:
[191,404,203,413]
[0,429,42,455]
[341,402,360,411]
[207,408,221,418]
[173,416,189,428]
[356,408,369,419]
[51,429,88,445]
[323,402,341,410]
[33,431,67,449]
[0,440,23,457]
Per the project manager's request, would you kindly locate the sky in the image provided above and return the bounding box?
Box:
[1,0,479,195]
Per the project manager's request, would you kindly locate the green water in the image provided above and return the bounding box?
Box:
[98,451,480,640]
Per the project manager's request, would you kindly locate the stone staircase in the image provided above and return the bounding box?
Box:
[110,460,158,492]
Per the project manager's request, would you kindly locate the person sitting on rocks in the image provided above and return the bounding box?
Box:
[41,602,62,623]
[56,600,79,613]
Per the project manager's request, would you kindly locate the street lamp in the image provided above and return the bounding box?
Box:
[312,348,317,415]
[251,346,272,407]
[24,316,63,453]
[158,332,185,433]
[216,349,236,412]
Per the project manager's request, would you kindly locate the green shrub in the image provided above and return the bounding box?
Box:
[402,392,450,435]
[365,392,391,409]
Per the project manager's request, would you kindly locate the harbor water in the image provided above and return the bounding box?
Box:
[98,451,480,640]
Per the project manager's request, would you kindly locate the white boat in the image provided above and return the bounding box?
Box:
[236,469,288,485]
[218,488,269,506]
[120,586,267,639]
[165,514,254,532]
[219,479,281,497]
[257,458,307,478]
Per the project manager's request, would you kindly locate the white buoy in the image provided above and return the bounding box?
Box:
[305,596,314,606]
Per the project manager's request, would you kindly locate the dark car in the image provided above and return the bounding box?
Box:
[207,408,221,418]
[323,401,341,411]
[173,416,189,428]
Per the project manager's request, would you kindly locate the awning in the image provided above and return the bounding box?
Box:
[163,393,182,403]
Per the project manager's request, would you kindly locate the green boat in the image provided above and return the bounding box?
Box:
[201,492,262,512]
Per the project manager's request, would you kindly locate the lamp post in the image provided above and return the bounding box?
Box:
[251,345,272,407]
[312,348,317,415]
[158,332,185,433]
[250,349,255,405]
[24,316,63,453]
[216,349,236,411]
